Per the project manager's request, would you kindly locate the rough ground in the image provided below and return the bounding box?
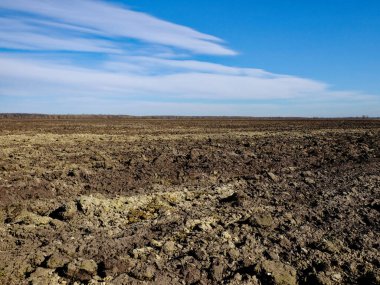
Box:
[0,117,379,285]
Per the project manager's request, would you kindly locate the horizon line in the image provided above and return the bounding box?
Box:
[0,113,378,120]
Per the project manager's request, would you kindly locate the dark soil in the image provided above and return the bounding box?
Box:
[0,117,379,284]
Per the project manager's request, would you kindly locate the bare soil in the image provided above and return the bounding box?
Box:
[0,117,379,285]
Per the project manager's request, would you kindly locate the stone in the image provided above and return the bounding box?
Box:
[79,259,97,274]
[233,272,242,281]
[211,264,225,281]
[256,260,297,285]
[66,259,98,282]
[222,231,232,240]
[317,240,339,254]
[28,267,60,285]
[132,247,153,259]
[150,239,163,248]
[268,172,280,182]
[143,265,156,280]
[33,251,46,266]
[46,253,69,269]
[305,178,316,185]
[163,241,176,255]
[195,222,213,232]
[331,273,342,282]
[250,212,274,228]
[228,248,240,259]
[302,171,313,177]
[13,211,51,226]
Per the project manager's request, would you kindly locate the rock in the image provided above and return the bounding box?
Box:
[255,260,297,285]
[13,211,51,226]
[28,267,60,285]
[233,272,243,282]
[305,177,316,185]
[65,259,98,282]
[150,239,163,248]
[132,247,154,259]
[250,212,274,228]
[228,248,240,259]
[145,265,156,280]
[46,253,69,269]
[267,250,280,261]
[268,172,280,182]
[79,259,97,274]
[163,241,176,255]
[65,262,78,277]
[32,251,46,266]
[194,222,213,232]
[211,263,225,281]
[331,273,342,282]
[302,171,313,177]
[222,231,232,240]
[316,239,339,254]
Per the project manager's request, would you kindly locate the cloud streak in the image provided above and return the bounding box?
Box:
[0,0,235,55]
[0,55,366,101]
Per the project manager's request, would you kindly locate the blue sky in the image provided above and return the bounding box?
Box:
[0,0,379,116]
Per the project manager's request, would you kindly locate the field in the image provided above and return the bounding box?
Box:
[0,116,379,285]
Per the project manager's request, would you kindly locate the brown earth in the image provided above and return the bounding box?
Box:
[0,117,379,285]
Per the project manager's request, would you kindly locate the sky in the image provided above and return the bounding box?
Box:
[0,0,379,116]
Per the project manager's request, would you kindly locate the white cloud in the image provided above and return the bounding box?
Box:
[104,56,277,76]
[0,0,236,55]
[0,55,369,103]
[0,30,121,53]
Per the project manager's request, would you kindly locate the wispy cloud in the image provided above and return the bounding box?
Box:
[0,55,368,101]
[0,0,378,116]
[0,0,235,55]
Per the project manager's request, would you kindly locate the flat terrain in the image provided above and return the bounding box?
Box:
[0,117,379,285]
